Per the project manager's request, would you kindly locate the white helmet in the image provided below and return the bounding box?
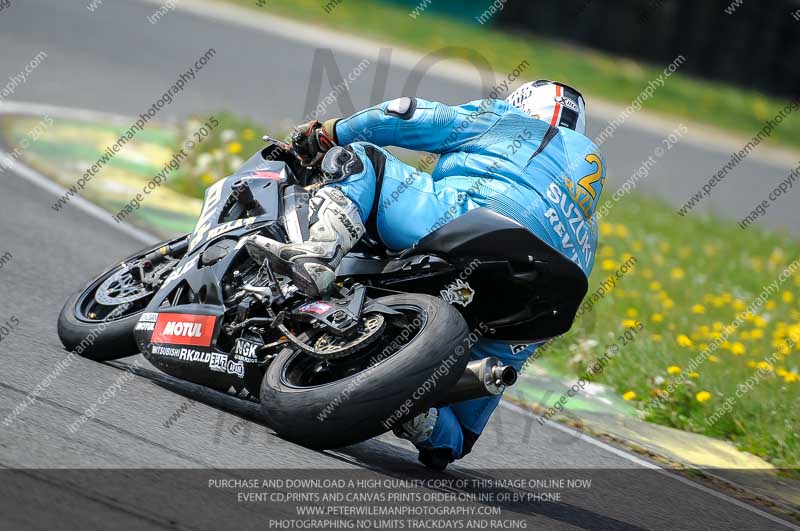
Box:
[506,80,586,135]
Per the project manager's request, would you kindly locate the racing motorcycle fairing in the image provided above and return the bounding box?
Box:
[133,154,297,397]
[413,208,588,342]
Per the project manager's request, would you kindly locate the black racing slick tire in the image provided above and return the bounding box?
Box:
[57,288,144,361]
[57,237,185,361]
[260,294,470,449]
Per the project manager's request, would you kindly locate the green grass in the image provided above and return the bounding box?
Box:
[175,112,800,467]
[546,196,800,469]
[224,0,800,150]
[168,112,272,198]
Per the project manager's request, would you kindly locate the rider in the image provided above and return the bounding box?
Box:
[247,80,605,469]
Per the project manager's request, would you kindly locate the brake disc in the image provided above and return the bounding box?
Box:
[95,267,154,306]
[312,313,386,359]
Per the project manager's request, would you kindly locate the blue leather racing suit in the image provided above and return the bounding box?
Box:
[327,97,605,465]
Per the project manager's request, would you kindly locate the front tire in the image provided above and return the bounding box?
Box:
[57,289,144,361]
[260,293,470,449]
[57,237,183,361]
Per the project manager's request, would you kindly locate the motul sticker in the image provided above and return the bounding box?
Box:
[151,313,217,347]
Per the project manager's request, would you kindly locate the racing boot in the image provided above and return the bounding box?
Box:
[393,408,439,444]
[245,186,365,297]
[394,408,454,470]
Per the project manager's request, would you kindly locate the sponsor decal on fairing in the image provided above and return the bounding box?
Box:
[151,313,216,347]
[440,279,475,307]
[233,338,260,363]
[208,352,245,378]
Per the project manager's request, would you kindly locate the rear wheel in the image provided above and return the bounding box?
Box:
[260,293,470,449]
[57,237,186,361]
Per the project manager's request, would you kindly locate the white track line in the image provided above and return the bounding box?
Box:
[0,101,162,246]
[5,99,796,528]
[140,0,800,169]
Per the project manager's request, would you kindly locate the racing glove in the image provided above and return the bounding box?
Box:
[291,119,338,166]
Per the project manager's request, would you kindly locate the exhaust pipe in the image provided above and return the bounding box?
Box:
[439,357,518,405]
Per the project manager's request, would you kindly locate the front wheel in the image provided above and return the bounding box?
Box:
[260,293,470,449]
[57,237,186,361]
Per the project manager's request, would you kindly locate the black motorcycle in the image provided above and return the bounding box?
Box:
[58,139,587,449]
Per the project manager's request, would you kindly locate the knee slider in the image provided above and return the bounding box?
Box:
[385,97,416,119]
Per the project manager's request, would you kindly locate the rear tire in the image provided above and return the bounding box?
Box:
[260,293,470,449]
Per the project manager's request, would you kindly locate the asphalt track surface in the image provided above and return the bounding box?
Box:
[0,1,798,529]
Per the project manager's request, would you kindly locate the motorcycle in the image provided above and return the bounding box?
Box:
[57,137,588,449]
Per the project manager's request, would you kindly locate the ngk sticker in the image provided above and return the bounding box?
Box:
[151,314,216,347]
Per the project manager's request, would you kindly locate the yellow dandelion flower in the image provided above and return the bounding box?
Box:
[731,342,746,356]
[766,300,777,311]
[622,391,637,401]
[782,291,794,304]
[227,142,243,155]
[201,173,215,185]
[750,329,764,340]
[699,343,709,351]
[753,99,769,120]
[241,128,256,141]
[601,259,616,271]
[732,300,746,311]
[667,365,681,375]
[652,313,664,323]
[756,361,773,371]
[708,355,719,363]
[651,334,663,342]
[670,268,685,280]
[614,225,629,238]
[623,319,639,328]
[676,334,693,348]
[754,316,768,328]
[632,240,643,251]
[695,391,712,403]
[784,372,799,383]
[649,281,662,291]
[626,308,638,318]
[747,360,757,368]
[691,304,705,314]
[599,224,613,237]
[688,372,699,379]
[663,299,674,309]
